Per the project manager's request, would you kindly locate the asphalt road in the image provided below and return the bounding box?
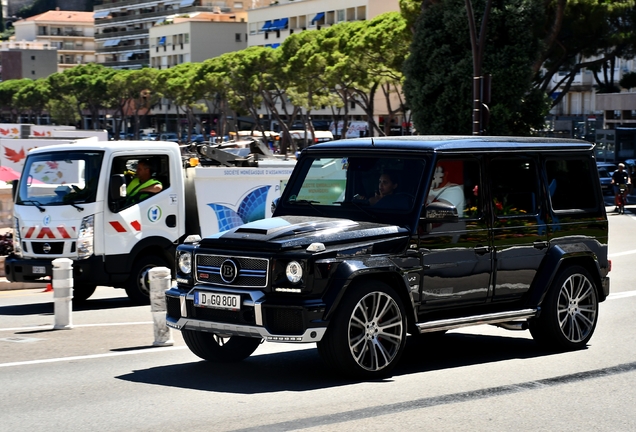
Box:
[1,203,635,432]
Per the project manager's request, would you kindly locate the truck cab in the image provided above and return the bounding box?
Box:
[6,141,185,303]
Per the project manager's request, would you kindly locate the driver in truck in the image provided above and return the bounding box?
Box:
[126,158,162,203]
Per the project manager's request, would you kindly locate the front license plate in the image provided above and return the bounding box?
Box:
[32,266,46,275]
[194,291,241,311]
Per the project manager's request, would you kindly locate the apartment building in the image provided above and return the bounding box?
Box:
[248,0,400,48]
[0,40,57,80]
[93,0,263,70]
[12,9,96,72]
[148,11,247,69]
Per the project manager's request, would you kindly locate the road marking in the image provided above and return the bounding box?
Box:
[607,290,636,300]
[609,249,636,258]
[0,321,153,333]
[0,345,187,369]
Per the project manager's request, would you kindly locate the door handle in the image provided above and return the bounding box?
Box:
[474,245,490,255]
[533,240,548,250]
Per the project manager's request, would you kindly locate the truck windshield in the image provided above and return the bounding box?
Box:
[16,151,104,206]
[282,155,426,217]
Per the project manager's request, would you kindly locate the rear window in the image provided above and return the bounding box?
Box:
[546,158,598,211]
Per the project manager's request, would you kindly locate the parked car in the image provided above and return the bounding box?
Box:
[167,136,610,378]
[142,133,158,141]
[597,162,616,195]
[159,132,179,143]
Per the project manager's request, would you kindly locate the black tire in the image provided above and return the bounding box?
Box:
[73,284,97,303]
[125,255,169,305]
[182,330,262,362]
[530,265,599,351]
[317,281,407,379]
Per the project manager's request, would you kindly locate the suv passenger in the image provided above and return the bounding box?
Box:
[167,136,610,378]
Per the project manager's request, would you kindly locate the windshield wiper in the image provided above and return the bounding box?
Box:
[288,199,325,216]
[17,199,46,212]
[69,203,85,212]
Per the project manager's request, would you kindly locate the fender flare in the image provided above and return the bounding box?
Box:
[126,236,176,273]
[320,258,417,324]
[528,244,605,307]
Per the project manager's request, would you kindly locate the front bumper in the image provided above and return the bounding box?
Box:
[4,254,107,285]
[165,286,327,343]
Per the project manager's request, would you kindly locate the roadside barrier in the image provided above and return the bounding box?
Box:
[52,258,73,330]
[149,267,174,346]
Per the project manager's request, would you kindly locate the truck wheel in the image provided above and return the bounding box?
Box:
[73,284,97,303]
[182,330,262,362]
[125,255,169,305]
[530,265,599,350]
[317,281,407,378]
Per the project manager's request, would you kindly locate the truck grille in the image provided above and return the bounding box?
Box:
[195,254,268,288]
[31,242,64,254]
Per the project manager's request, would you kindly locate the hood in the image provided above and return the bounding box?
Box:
[198,216,410,252]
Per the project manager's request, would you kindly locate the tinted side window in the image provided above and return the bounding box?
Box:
[490,157,539,216]
[426,157,481,219]
[546,158,598,211]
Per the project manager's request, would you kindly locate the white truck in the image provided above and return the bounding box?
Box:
[5,140,295,303]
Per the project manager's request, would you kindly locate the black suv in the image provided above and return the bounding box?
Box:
[167,136,610,378]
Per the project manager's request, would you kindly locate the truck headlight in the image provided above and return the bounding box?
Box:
[77,215,94,259]
[12,217,22,257]
[178,252,192,274]
[285,261,303,284]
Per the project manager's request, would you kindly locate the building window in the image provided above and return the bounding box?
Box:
[32,71,36,75]
[31,56,35,60]
[235,33,241,42]
[233,2,243,8]
[185,33,189,43]
[337,10,345,22]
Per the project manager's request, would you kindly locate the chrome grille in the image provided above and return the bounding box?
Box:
[195,254,269,288]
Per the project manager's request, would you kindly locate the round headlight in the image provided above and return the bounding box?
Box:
[178,252,192,274]
[285,261,303,284]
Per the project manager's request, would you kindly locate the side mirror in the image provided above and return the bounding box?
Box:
[109,174,127,201]
[424,201,459,223]
[271,197,280,214]
[11,179,18,201]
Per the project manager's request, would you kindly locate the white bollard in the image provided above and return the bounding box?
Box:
[149,266,174,346]
[52,258,73,330]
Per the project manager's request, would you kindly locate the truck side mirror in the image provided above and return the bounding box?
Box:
[271,197,280,214]
[109,174,127,200]
[424,201,459,223]
[11,179,18,200]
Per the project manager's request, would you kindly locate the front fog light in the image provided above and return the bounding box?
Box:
[178,252,192,274]
[285,261,303,283]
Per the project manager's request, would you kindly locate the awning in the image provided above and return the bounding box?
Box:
[271,43,280,48]
[261,20,272,31]
[311,12,325,24]
[270,17,288,30]
[103,39,121,47]
[179,0,195,7]
[93,10,110,19]
[158,36,166,45]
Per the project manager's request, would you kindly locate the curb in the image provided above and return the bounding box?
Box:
[0,277,48,291]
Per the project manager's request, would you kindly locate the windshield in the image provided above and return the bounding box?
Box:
[17,151,104,206]
[281,155,427,220]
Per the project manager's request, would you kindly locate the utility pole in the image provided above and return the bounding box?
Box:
[465,0,493,135]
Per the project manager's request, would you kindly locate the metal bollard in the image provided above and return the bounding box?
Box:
[149,266,174,346]
[52,258,73,330]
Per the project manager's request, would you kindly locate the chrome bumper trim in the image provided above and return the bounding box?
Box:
[167,316,326,343]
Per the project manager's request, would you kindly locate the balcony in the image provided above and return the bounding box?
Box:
[100,58,148,69]
[95,28,147,39]
[94,6,220,26]
[97,43,149,54]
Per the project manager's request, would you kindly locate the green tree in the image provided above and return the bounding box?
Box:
[57,64,115,129]
[403,0,549,135]
[13,78,50,123]
[0,79,33,122]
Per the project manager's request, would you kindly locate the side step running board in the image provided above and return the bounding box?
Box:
[416,309,538,334]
